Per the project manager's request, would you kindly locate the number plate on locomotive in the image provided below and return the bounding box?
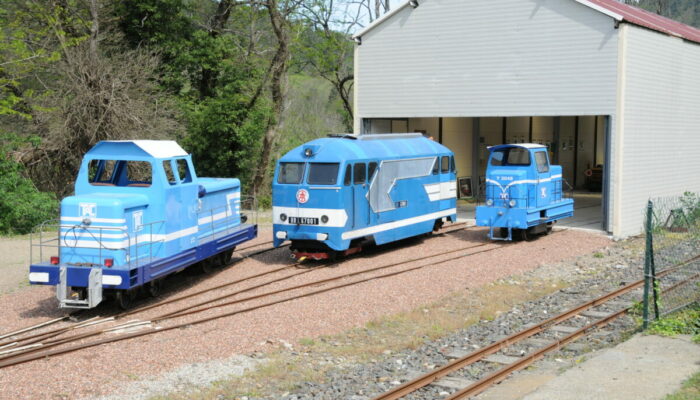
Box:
[289,217,319,225]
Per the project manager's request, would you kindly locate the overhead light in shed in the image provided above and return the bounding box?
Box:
[409,0,419,8]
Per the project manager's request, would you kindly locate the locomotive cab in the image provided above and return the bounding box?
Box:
[476,143,574,240]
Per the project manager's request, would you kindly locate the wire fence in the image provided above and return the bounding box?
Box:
[642,192,700,328]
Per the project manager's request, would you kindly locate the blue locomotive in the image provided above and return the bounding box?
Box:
[272,133,457,260]
[476,143,574,240]
[28,140,257,309]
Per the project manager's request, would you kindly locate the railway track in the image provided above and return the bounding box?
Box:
[0,224,469,347]
[0,223,500,368]
[371,254,700,400]
[0,223,470,347]
[0,241,287,350]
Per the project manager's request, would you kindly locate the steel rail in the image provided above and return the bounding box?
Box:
[445,307,628,400]
[372,253,700,400]
[0,230,498,369]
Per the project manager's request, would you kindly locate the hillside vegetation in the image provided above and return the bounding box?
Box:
[0,0,696,234]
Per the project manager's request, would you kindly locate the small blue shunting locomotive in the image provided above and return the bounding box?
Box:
[272,133,457,260]
[28,140,257,309]
[476,143,574,240]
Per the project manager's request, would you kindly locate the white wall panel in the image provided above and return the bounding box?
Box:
[355,0,619,120]
[617,25,700,237]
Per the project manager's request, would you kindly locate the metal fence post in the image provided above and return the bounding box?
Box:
[642,200,653,330]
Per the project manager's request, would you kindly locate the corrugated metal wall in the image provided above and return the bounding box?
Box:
[355,0,619,119]
[616,25,700,237]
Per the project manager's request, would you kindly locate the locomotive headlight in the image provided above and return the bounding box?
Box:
[321,215,329,224]
[486,199,493,206]
[304,148,313,157]
[82,218,92,226]
[509,200,517,207]
[280,213,287,222]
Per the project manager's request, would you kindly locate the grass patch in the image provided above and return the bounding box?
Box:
[152,278,566,400]
[647,305,700,342]
[663,370,700,400]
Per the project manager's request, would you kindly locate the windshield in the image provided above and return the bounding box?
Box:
[308,163,340,185]
[278,162,305,184]
[490,148,530,166]
[88,159,152,187]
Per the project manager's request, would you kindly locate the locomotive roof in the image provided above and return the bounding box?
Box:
[280,134,451,163]
[488,143,547,151]
[87,140,188,159]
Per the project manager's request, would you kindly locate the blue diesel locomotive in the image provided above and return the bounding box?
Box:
[28,140,257,309]
[476,143,574,240]
[272,133,457,260]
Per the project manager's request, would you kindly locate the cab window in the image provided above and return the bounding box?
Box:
[176,159,193,183]
[535,151,550,173]
[343,165,352,186]
[432,157,439,175]
[88,160,151,187]
[88,159,116,185]
[353,163,366,184]
[450,156,456,173]
[126,161,152,187]
[491,148,530,166]
[308,163,340,185]
[163,161,177,185]
[278,162,305,184]
[368,162,378,181]
[441,156,450,173]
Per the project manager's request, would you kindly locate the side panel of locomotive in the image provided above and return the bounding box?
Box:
[475,143,574,240]
[272,134,457,258]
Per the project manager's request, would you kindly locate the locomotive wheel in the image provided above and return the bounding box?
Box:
[499,228,509,239]
[115,290,136,310]
[225,247,235,263]
[545,223,553,235]
[147,280,162,297]
[514,228,530,241]
[200,258,216,274]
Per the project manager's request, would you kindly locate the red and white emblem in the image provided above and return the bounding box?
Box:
[296,189,309,204]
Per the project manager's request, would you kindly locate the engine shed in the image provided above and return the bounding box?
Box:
[352,0,700,238]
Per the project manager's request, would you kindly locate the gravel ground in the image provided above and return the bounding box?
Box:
[0,226,610,399]
[260,236,649,400]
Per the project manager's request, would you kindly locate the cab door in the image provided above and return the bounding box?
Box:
[534,150,552,208]
[352,162,369,228]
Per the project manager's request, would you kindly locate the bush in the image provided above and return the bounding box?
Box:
[0,135,57,235]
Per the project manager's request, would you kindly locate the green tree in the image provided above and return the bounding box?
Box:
[0,134,56,234]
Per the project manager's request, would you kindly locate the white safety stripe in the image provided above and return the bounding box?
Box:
[423,181,457,202]
[273,206,349,228]
[61,216,126,224]
[29,272,50,283]
[58,230,127,240]
[487,175,562,193]
[341,208,457,240]
[59,226,199,249]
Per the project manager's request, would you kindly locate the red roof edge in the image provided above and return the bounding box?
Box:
[586,0,700,44]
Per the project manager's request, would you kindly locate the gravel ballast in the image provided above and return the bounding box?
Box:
[0,227,611,399]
